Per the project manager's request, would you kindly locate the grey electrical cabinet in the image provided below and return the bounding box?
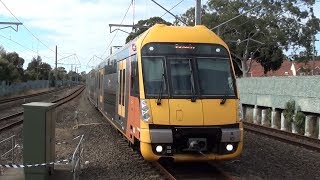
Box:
[23,102,56,179]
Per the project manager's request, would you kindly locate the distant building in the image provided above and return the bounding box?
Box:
[247,60,320,77]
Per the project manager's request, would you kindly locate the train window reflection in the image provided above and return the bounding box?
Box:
[169,59,192,95]
[196,58,235,96]
[142,57,167,96]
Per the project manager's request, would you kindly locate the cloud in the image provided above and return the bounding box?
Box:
[0,0,196,72]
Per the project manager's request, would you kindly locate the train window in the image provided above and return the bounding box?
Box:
[119,69,123,104]
[169,58,193,95]
[122,69,125,106]
[142,57,167,96]
[130,55,139,96]
[196,58,235,96]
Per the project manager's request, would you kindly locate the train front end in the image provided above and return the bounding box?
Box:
[137,25,243,161]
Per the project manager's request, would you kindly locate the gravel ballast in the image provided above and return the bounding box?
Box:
[55,92,163,180]
[221,131,320,179]
[56,91,320,179]
[2,88,320,179]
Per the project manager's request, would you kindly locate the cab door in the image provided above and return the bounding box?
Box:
[117,60,127,126]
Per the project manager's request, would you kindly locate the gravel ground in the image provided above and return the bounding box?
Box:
[2,88,320,179]
[54,91,164,180]
[0,86,81,165]
[220,131,320,179]
[55,91,320,180]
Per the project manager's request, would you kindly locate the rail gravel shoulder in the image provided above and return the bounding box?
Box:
[243,121,320,152]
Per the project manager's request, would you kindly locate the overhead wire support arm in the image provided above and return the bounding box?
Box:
[109,24,149,34]
[150,0,187,26]
[0,22,22,31]
[58,54,76,62]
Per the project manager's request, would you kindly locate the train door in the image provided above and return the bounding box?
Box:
[94,71,98,107]
[98,68,104,111]
[126,54,140,142]
[117,60,127,130]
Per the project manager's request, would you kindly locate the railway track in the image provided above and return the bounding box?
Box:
[0,86,85,132]
[153,160,233,180]
[243,121,320,152]
[0,88,64,105]
[115,136,232,179]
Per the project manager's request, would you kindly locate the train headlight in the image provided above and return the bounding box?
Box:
[226,144,234,151]
[140,99,152,123]
[155,145,163,153]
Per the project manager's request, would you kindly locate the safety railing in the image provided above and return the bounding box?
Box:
[0,135,17,175]
[71,134,84,180]
[0,135,17,163]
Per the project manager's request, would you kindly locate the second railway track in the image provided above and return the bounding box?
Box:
[0,86,85,132]
[0,88,64,105]
[243,121,320,152]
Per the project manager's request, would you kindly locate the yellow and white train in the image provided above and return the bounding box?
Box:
[87,24,243,161]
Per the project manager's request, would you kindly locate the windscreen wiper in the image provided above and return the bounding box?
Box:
[157,73,165,105]
[220,78,232,105]
[188,59,197,102]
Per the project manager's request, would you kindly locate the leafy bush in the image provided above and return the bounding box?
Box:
[294,111,305,134]
[266,108,272,124]
[283,100,295,123]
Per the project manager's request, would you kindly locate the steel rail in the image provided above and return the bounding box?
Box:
[156,160,233,179]
[0,112,23,122]
[0,88,63,104]
[243,122,320,152]
[0,86,85,132]
[152,162,176,180]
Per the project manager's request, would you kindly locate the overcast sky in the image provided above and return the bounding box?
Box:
[0,0,319,73]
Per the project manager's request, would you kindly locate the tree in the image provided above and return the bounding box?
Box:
[25,56,52,80]
[56,67,67,80]
[0,46,5,56]
[0,48,25,83]
[80,71,86,82]
[125,17,172,43]
[176,0,320,77]
[0,57,10,82]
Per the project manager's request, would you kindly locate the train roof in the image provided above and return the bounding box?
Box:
[136,24,228,48]
[95,24,228,70]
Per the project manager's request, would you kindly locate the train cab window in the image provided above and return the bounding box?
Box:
[169,58,193,95]
[196,58,235,96]
[130,55,139,96]
[142,57,167,97]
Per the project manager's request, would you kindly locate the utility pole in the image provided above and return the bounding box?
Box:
[312,35,315,75]
[195,0,201,25]
[55,45,57,86]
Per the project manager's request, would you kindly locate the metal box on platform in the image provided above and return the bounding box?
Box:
[23,102,56,180]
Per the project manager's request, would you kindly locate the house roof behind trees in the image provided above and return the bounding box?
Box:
[248,60,320,77]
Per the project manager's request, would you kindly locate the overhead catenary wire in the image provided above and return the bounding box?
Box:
[150,0,187,25]
[160,0,185,18]
[0,0,64,57]
[0,33,54,61]
[100,1,133,58]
